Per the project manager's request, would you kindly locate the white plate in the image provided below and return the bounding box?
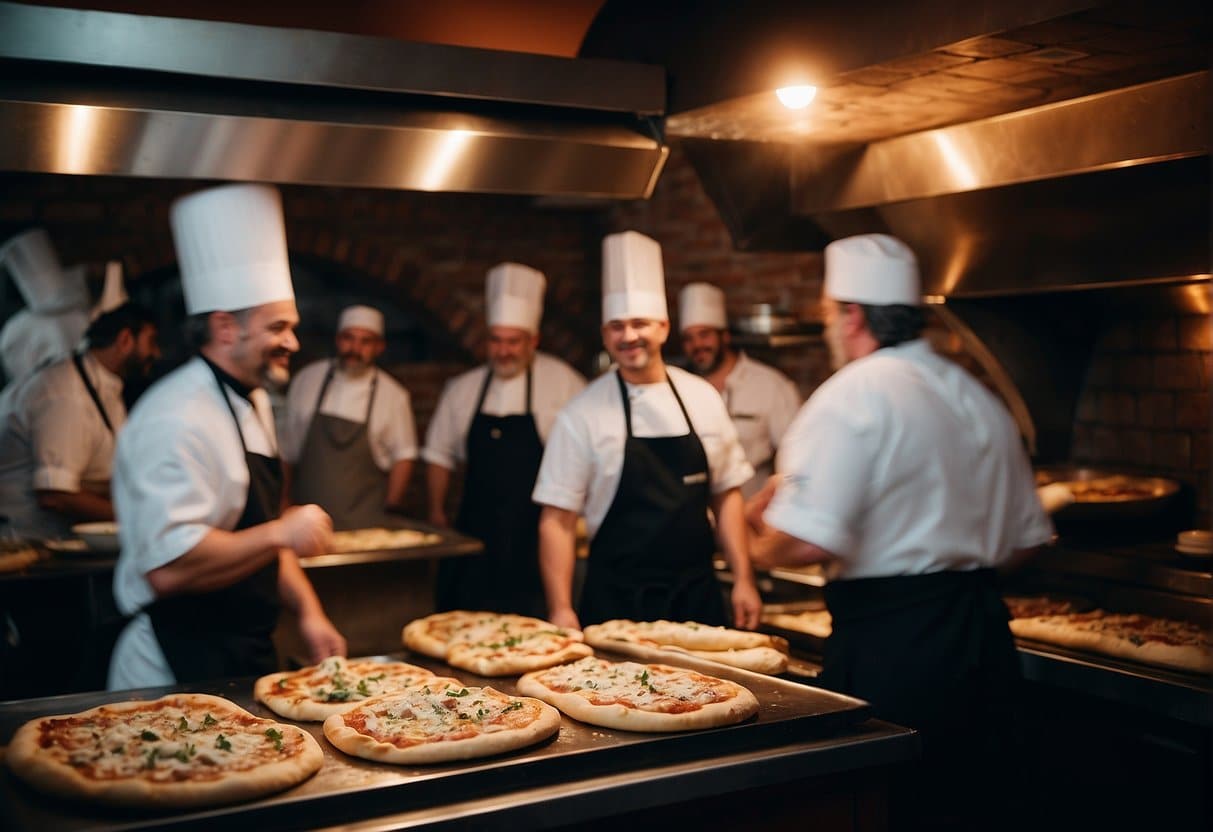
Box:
[71,521,120,551]
[44,539,91,554]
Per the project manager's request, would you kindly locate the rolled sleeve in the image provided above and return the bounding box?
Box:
[32,464,81,492]
[380,383,418,464]
[531,410,590,512]
[28,390,95,494]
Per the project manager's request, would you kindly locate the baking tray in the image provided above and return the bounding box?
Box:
[0,648,869,832]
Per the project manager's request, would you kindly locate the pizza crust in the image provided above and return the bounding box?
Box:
[6,693,322,809]
[517,658,760,733]
[674,646,789,675]
[254,657,446,721]
[323,685,561,764]
[584,620,775,651]
[1009,615,1212,675]
[447,640,593,677]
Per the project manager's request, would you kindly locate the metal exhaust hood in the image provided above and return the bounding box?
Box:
[0,2,669,198]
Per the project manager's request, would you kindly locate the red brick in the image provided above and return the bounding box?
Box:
[1139,318,1177,350]
[1150,432,1191,470]
[1178,316,1213,352]
[1155,355,1205,390]
[1175,392,1210,431]
[1075,392,1098,422]
[1097,391,1136,425]
[1193,433,1210,472]
[1137,392,1175,429]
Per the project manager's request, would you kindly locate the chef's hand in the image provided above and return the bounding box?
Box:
[549,607,581,630]
[730,581,763,630]
[299,610,346,663]
[744,475,780,534]
[278,504,333,556]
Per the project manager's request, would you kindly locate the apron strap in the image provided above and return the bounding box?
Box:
[202,357,250,454]
[471,365,533,422]
[72,353,115,434]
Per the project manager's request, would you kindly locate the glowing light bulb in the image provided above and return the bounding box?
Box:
[775,85,817,109]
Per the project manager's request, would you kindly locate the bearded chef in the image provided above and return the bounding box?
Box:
[0,300,159,540]
[423,263,585,617]
[533,232,761,630]
[747,233,1053,828]
[0,229,92,386]
[108,183,345,690]
[281,304,418,529]
[678,282,801,499]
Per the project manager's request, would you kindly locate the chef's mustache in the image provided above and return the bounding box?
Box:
[618,339,647,351]
[339,351,368,363]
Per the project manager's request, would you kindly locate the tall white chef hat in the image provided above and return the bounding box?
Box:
[89,260,129,322]
[486,262,545,334]
[601,230,667,324]
[170,183,295,315]
[337,304,384,336]
[824,233,920,306]
[0,228,89,313]
[678,282,727,332]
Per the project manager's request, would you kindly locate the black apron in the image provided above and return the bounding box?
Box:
[437,367,546,617]
[291,363,387,530]
[72,353,116,434]
[146,361,282,684]
[578,371,725,627]
[822,568,1026,828]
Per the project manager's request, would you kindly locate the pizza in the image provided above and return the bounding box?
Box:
[323,681,560,764]
[1009,611,1212,674]
[583,620,787,675]
[403,611,558,659]
[255,656,447,721]
[6,693,322,809]
[328,527,441,553]
[444,617,594,676]
[1002,596,1081,620]
[761,609,833,639]
[0,539,39,573]
[517,656,760,733]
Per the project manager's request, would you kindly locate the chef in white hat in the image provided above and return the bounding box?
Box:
[533,232,761,630]
[281,304,418,529]
[0,229,92,385]
[108,183,345,691]
[0,301,159,540]
[746,233,1052,828]
[423,263,585,616]
[678,282,801,499]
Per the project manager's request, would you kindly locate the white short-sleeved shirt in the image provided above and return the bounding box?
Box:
[422,352,587,470]
[533,365,753,540]
[765,339,1053,580]
[0,352,124,539]
[108,357,279,690]
[280,361,417,471]
[721,352,801,499]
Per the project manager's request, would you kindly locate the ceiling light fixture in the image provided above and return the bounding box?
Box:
[775,85,817,109]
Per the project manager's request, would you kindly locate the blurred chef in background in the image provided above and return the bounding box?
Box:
[534,232,761,630]
[0,299,159,539]
[678,282,801,499]
[108,183,344,690]
[282,304,418,529]
[424,263,585,616]
[747,233,1053,830]
[0,228,93,387]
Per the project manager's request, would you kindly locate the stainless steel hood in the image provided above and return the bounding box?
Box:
[0,2,669,198]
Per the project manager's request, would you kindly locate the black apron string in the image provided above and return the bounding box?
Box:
[72,353,115,434]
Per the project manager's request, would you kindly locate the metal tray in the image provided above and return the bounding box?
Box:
[0,648,869,832]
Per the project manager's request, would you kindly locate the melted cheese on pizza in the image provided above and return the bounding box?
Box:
[339,684,542,748]
[449,619,581,659]
[275,657,435,704]
[35,702,305,781]
[530,657,737,713]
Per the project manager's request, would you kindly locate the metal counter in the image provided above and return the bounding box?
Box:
[0,523,483,584]
[0,650,915,832]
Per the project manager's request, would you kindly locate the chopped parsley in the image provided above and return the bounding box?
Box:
[277,678,288,690]
[202,713,218,727]
[174,744,196,763]
[475,708,488,722]
[356,680,371,697]
[215,734,232,752]
[265,728,284,751]
[366,673,385,682]
[504,701,524,712]
[111,745,124,755]
[178,717,189,732]
[140,730,159,741]
[445,687,470,697]
[144,748,158,770]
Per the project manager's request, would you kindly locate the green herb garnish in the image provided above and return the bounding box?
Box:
[445,688,470,697]
[265,728,284,751]
[140,730,159,741]
[215,734,232,752]
[203,714,218,727]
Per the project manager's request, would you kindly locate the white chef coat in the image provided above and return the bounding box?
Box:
[0,307,90,387]
[280,361,417,471]
[0,352,124,539]
[422,352,587,470]
[108,357,279,690]
[533,365,753,540]
[765,339,1053,580]
[721,352,801,499]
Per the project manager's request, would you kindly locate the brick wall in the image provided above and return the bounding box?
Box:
[1072,309,1212,523]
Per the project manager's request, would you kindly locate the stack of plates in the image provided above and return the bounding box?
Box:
[1175,530,1213,558]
